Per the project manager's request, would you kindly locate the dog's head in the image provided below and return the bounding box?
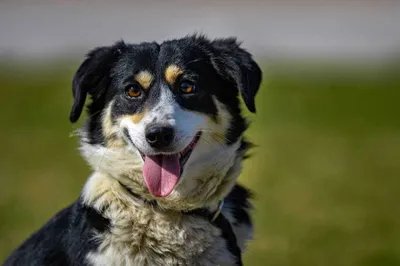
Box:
[71,35,261,210]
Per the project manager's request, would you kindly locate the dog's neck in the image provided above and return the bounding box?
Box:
[79,139,245,212]
[82,172,225,222]
[81,171,225,219]
[81,171,241,266]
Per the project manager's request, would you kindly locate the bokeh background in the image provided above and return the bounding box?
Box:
[1,1,399,265]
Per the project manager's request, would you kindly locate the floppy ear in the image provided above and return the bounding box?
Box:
[70,42,125,123]
[211,38,262,113]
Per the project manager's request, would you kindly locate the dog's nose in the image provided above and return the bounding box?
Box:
[145,124,174,149]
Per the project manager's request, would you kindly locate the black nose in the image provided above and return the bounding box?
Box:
[145,124,174,149]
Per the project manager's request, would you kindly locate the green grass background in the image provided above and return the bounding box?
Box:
[0,60,399,265]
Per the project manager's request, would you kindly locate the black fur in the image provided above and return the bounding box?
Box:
[3,200,109,266]
[226,184,253,226]
[3,35,260,265]
[213,214,243,266]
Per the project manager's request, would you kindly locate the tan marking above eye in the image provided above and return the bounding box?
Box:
[134,71,153,89]
[165,65,183,85]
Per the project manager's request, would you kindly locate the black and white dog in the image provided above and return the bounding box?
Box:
[3,35,262,266]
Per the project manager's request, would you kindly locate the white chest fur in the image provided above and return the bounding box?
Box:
[83,173,235,266]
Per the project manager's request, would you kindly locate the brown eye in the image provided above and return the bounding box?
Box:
[126,86,142,98]
[180,82,196,94]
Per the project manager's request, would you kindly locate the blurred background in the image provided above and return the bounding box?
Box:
[0,1,399,265]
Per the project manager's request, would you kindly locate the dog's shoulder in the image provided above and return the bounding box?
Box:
[3,201,109,266]
[222,184,253,251]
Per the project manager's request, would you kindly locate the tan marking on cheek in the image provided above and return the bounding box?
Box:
[211,130,225,144]
[101,101,125,148]
[102,102,115,139]
[134,71,153,89]
[165,65,183,85]
[126,109,147,124]
[212,112,220,124]
[209,97,232,143]
[132,113,145,124]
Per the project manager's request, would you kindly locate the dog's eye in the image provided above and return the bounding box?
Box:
[180,82,196,94]
[126,86,142,98]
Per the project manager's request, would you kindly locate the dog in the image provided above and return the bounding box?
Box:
[3,35,262,266]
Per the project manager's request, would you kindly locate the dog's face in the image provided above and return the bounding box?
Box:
[71,36,261,210]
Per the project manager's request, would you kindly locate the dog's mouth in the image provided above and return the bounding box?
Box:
[140,132,202,198]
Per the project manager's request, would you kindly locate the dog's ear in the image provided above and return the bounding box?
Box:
[70,42,125,123]
[211,38,262,113]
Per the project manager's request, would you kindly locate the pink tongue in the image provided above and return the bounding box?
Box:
[143,154,180,197]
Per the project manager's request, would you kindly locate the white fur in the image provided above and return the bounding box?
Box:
[83,172,235,266]
[78,88,251,265]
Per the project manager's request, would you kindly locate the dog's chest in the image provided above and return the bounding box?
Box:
[86,205,235,266]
